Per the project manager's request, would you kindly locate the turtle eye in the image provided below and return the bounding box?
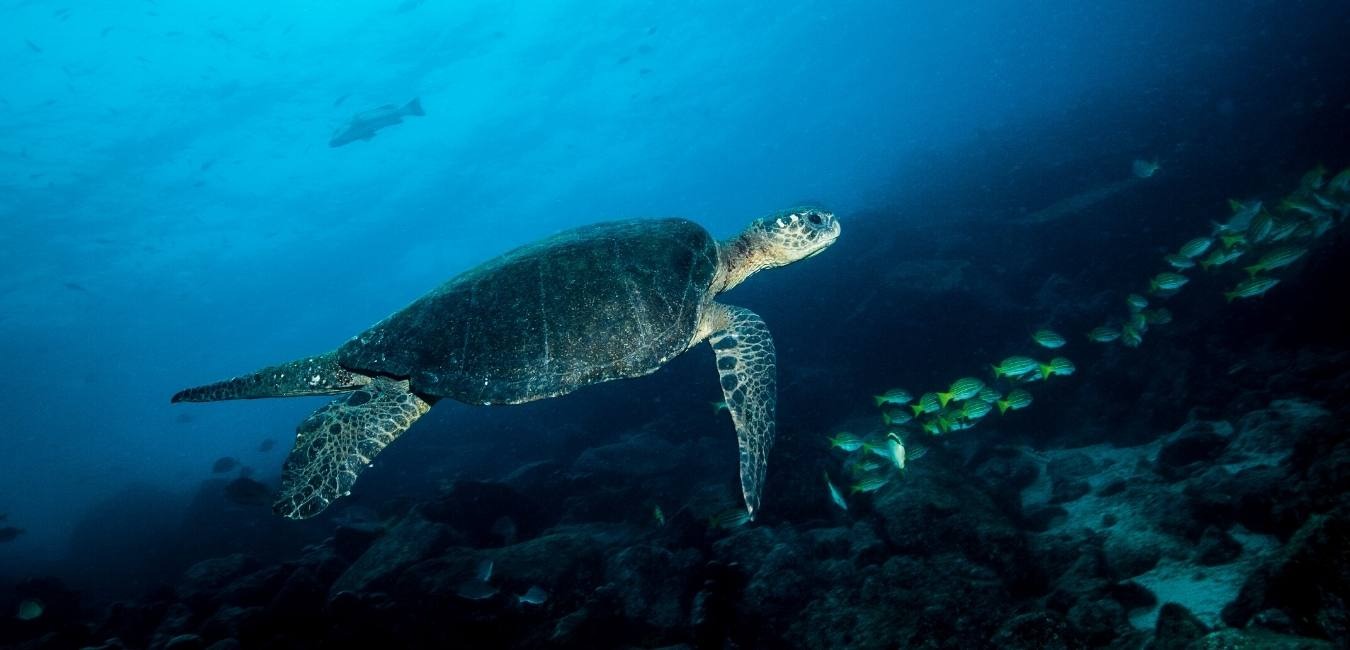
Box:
[807,212,823,225]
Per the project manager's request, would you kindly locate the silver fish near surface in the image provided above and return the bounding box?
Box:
[330,98,426,147]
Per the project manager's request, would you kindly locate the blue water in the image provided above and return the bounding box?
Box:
[2,1,1349,645]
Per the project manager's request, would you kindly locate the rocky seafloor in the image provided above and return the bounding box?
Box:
[3,349,1349,650]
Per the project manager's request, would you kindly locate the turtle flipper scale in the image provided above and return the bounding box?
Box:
[705,302,776,519]
[272,377,431,519]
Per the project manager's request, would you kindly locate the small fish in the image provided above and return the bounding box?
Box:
[991,356,1039,379]
[1329,167,1350,195]
[911,392,942,416]
[882,409,913,426]
[1178,237,1214,259]
[996,389,1033,414]
[212,456,239,473]
[1086,326,1121,343]
[977,386,1002,403]
[709,507,752,529]
[0,526,23,543]
[1300,165,1327,191]
[258,438,276,452]
[1032,329,1066,349]
[1247,212,1274,242]
[711,401,729,413]
[1040,357,1075,379]
[864,439,893,460]
[847,457,885,475]
[1143,308,1173,325]
[1225,277,1280,302]
[517,586,549,606]
[827,432,865,452]
[329,97,425,147]
[1214,199,1262,234]
[1149,272,1189,293]
[850,475,890,494]
[1129,311,1149,334]
[938,377,985,407]
[1267,218,1301,242]
[477,559,494,582]
[25,39,43,54]
[1126,294,1149,311]
[1200,247,1244,271]
[653,505,665,526]
[1281,197,1330,220]
[16,598,43,621]
[1244,246,1305,277]
[1164,254,1196,270]
[1121,324,1144,348]
[920,419,942,435]
[455,579,498,601]
[824,472,848,510]
[1221,231,1247,249]
[1132,159,1160,179]
[873,388,913,407]
[886,432,909,470]
[961,399,992,419]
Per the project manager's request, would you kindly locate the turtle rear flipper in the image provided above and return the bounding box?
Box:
[171,352,370,403]
[273,377,431,519]
[705,302,777,520]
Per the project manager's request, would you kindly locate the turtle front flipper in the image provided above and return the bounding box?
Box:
[704,302,777,519]
[273,377,432,519]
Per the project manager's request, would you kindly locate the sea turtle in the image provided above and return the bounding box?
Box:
[173,208,840,520]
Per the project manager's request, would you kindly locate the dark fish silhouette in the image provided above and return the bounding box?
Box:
[26,40,43,54]
[224,477,272,507]
[329,98,424,147]
[258,438,276,452]
[212,456,239,473]
[0,526,23,543]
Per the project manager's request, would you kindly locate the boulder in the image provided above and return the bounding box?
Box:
[328,512,456,596]
[1147,602,1206,650]
[1223,508,1350,640]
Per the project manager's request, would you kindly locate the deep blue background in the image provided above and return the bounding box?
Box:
[2,0,1347,595]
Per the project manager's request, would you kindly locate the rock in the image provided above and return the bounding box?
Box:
[198,606,263,644]
[1156,420,1233,480]
[214,564,292,609]
[1148,603,1207,650]
[572,432,685,477]
[990,611,1086,650]
[1048,452,1099,481]
[332,523,384,562]
[328,512,456,596]
[1022,505,1069,532]
[1067,596,1127,646]
[1050,478,1092,504]
[1230,399,1331,457]
[162,634,205,650]
[1193,527,1242,566]
[1188,628,1334,649]
[148,604,194,650]
[1222,508,1350,639]
[176,555,261,611]
[420,481,544,547]
[204,640,241,650]
[1103,530,1164,578]
[973,449,1042,494]
[603,544,700,630]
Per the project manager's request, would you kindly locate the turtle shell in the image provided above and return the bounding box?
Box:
[337,218,721,403]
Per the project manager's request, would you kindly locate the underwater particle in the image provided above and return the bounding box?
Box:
[1164,254,1196,270]
[711,400,729,414]
[824,472,848,510]
[911,392,942,416]
[1149,272,1189,294]
[882,408,913,426]
[1041,357,1075,379]
[1178,237,1214,259]
[1200,246,1244,271]
[1032,328,1067,349]
[1126,293,1149,311]
[16,598,43,621]
[330,97,425,147]
[938,377,985,407]
[961,399,992,420]
[872,387,913,407]
[517,586,549,606]
[997,389,1033,415]
[709,507,752,530]
[850,475,889,494]
[1132,158,1160,178]
[1244,245,1306,277]
[991,356,1039,379]
[212,456,239,473]
[1143,308,1173,325]
[977,386,1002,403]
[1086,326,1121,343]
[1225,277,1280,302]
[826,432,865,452]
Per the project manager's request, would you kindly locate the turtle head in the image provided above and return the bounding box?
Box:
[718,207,840,291]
